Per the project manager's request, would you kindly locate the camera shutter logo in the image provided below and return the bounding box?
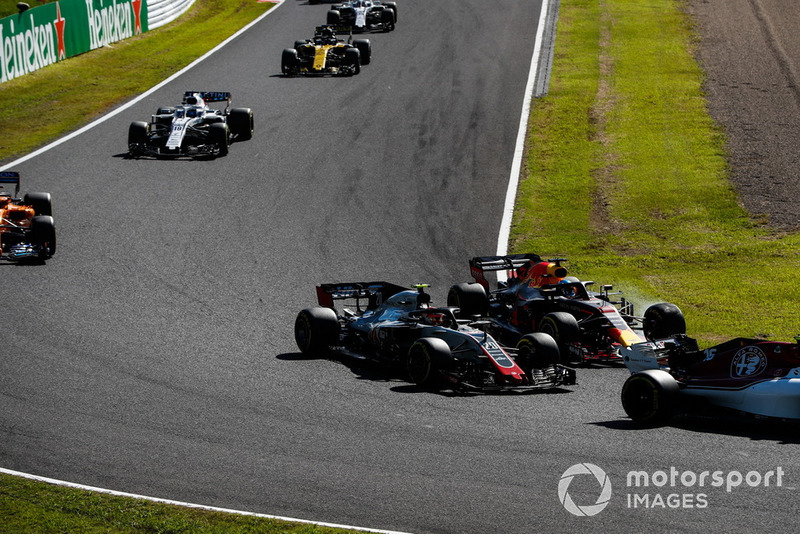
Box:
[558,463,612,516]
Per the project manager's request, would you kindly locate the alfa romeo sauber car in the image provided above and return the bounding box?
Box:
[294,282,576,392]
[282,25,371,76]
[0,172,56,262]
[621,335,800,424]
[127,91,253,158]
[447,254,686,365]
[326,1,397,32]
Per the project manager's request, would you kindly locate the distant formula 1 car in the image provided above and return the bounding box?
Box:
[327,1,397,32]
[282,25,371,76]
[621,335,800,424]
[128,91,253,158]
[447,254,686,365]
[0,172,56,262]
[294,282,576,392]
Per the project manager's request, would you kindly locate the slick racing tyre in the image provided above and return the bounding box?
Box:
[383,1,397,21]
[407,337,449,390]
[327,10,340,25]
[127,121,150,154]
[537,312,580,363]
[343,48,360,75]
[23,192,53,217]
[447,282,489,319]
[228,108,254,140]
[643,303,686,341]
[295,307,339,357]
[381,8,395,30]
[516,333,560,371]
[353,39,371,65]
[281,48,299,76]
[208,123,229,157]
[621,370,679,425]
[30,215,56,257]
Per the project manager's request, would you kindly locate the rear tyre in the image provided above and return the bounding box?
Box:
[407,337,449,389]
[621,370,679,425]
[23,192,53,216]
[327,10,340,25]
[208,123,229,157]
[353,39,371,65]
[516,333,560,371]
[30,215,56,257]
[228,108,254,140]
[295,307,340,356]
[447,282,489,318]
[643,303,686,341]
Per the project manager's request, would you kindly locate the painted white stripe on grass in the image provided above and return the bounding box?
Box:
[0,467,414,534]
[496,0,552,259]
[0,0,286,173]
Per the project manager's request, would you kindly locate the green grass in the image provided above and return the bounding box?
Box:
[0,473,363,534]
[513,0,800,344]
[0,0,275,163]
[0,1,58,19]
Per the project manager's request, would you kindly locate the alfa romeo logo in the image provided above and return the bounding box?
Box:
[558,463,612,516]
[731,346,767,378]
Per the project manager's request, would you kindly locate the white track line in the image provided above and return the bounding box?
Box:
[0,468,413,534]
[0,0,286,173]
[495,0,552,257]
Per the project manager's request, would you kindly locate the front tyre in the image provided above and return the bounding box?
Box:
[620,370,679,425]
[281,48,299,76]
[353,39,371,65]
[30,215,56,257]
[407,337,450,389]
[208,122,229,157]
[295,307,340,356]
[516,332,560,371]
[128,121,150,155]
[643,303,686,341]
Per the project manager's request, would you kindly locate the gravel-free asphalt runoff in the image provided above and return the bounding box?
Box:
[1,1,798,533]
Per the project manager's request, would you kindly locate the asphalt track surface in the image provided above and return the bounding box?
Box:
[1,1,799,533]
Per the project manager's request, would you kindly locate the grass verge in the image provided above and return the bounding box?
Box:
[0,0,276,163]
[513,0,800,344]
[0,473,363,534]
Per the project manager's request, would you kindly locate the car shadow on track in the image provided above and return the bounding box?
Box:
[277,351,575,397]
[592,414,800,444]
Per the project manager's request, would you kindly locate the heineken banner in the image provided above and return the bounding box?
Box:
[0,0,149,84]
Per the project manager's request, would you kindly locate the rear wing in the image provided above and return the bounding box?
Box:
[182,91,232,104]
[316,281,408,309]
[468,253,542,283]
[0,171,20,196]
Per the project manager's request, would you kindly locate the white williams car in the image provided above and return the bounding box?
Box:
[327,1,397,33]
[128,91,254,158]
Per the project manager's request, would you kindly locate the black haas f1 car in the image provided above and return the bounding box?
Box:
[447,254,686,365]
[294,282,576,392]
[0,172,56,262]
[327,1,397,32]
[621,334,800,424]
[282,26,371,76]
[128,91,253,158]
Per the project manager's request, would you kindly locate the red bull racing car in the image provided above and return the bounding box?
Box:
[447,254,686,365]
[621,334,800,424]
[294,282,576,392]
